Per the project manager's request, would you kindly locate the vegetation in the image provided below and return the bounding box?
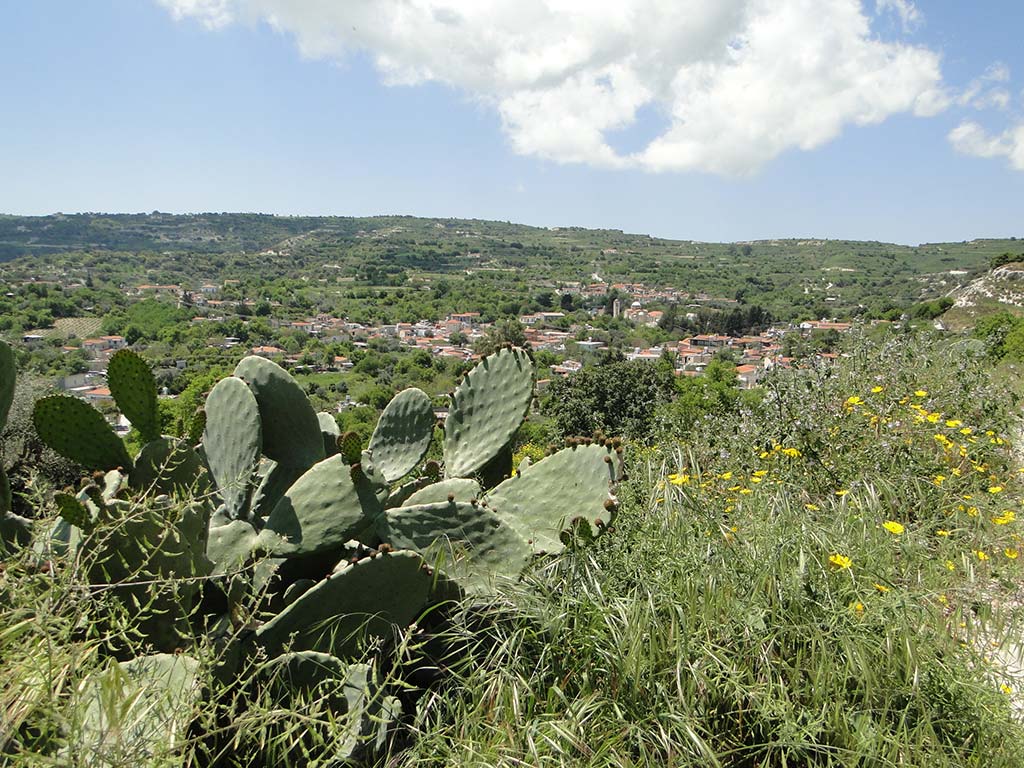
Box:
[2,328,1024,765]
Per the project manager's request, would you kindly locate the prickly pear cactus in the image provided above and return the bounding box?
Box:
[32,395,132,472]
[206,517,264,576]
[261,455,382,557]
[234,355,324,469]
[128,437,207,497]
[70,653,201,765]
[484,443,617,553]
[375,444,619,590]
[367,387,434,483]
[82,497,212,652]
[256,654,400,762]
[444,347,534,479]
[377,500,530,592]
[249,460,306,523]
[54,491,94,532]
[107,349,161,444]
[400,477,481,507]
[338,431,362,465]
[204,376,262,519]
[255,550,450,658]
[0,338,14,431]
[318,411,341,457]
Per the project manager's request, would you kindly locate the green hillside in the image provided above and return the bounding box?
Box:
[1,213,1021,321]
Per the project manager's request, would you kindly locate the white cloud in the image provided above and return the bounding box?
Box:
[949,121,1024,171]
[958,62,1012,110]
[158,0,948,175]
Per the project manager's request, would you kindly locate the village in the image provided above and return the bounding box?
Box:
[23,277,854,414]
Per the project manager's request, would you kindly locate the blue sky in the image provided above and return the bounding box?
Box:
[1,0,1022,244]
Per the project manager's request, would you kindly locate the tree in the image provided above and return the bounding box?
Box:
[542,360,676,440]
[474,319,527,356]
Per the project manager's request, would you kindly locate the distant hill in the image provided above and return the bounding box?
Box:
[1,212,1021,321]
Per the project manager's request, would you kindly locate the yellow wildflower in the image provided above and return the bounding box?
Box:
[720,471,733,480]
[739,488,753,495]
[1005,548,1019,560]
[753,469,768,477]
[780,447,802,459]
[933,474,946,486]
[960,427,973,435]
[873,583,891,593]
[914,390,928,397]
[945,560,956,571]
[871,386,884,393]
[989,486,1004,494]
[845,396,863,407]
[936,529,950,537]
[882,520,905,535]
[1002,684,1014,695]
[668,473,690,486]
[850,601,865,615]
[805,503,820,511]
[946,419,962,428]
[835,489,848,496]
[994,511,1016,525]
[976,550,990,561]
[926,412,941,424]
[829,553,852,570]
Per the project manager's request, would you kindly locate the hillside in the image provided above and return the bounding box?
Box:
[1,213,1021,322]
[942,262,1024,330]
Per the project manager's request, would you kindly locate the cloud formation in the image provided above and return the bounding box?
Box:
[949,121,1024,171]
[158,0,948,175]
[958,63,1011,111]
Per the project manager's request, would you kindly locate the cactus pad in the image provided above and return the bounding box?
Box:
[32,395,132,471]
[107,349,161,444]
[261,455,382,558]
[204,376,262,519]
[401,478,481,507]
[318,411,341,457]
[338,431,362,465]
[207,518,264,575]
[73,653,201,764]
[377,501,530,591]
[128,437,207,497]
[250,461,306,523]
[368,387,434,483]
[54,491,94,531]
[0,339,14,430]
[255,550,444,658]
[444,347,534,478]
[484,443,616,553]
[234,355,325,469]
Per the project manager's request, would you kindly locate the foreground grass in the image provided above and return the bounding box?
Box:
[402,333,1024,766]
[3,331,1024,766]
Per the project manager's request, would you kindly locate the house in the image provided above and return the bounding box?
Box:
[735,364,759,389]
[448,312,482,327]
[80,386,113,404]
[251,345,285,357]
